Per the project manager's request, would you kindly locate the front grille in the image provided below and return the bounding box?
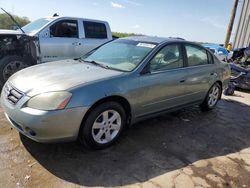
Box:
[4,83,23,105]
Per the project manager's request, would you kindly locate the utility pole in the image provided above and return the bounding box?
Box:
[224,0,239,47]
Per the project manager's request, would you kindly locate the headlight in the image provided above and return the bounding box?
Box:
[27,91,72,111]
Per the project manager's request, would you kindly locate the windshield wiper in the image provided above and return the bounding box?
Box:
[77,59,126,72]
[85,60,126,72]
[82,60,110,69]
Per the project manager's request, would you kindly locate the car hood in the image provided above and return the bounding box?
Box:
[8,59,123,96]
[0,29,23,35]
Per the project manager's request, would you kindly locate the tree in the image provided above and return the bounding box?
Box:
[112,32,142,38]
[0,13,30,30]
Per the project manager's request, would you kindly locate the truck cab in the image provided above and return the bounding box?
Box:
[0,16,112,87]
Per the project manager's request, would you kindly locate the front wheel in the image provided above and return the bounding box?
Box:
[0,56,30,87]
[200,82,222,111]
[79,102,126,149]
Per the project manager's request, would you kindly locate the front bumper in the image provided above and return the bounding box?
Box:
[1,87,89,143]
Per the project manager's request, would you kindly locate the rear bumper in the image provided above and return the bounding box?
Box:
[1,89,89,143]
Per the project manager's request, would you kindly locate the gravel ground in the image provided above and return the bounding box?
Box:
[0,91,250,188]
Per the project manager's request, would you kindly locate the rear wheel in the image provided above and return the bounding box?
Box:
[200,82,221,111]
[79,102,126,149]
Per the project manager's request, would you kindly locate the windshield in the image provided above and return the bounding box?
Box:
[82,39,156,71]
[21,18,52,33]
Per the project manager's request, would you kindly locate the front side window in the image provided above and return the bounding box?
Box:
[84,21,107,39]
[82,39,156,71]
[50,20,78,38]
[185,45,208,66]
[150,44,183,72]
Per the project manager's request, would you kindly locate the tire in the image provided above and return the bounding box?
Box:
[199,82,222,111]
[224,85,235,96]
[79,101,126,149]
[0,56,30,87]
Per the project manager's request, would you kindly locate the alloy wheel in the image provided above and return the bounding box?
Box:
[91,110,122,144]
[208,85,220,108]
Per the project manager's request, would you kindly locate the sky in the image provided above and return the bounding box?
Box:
[0,0,242,43]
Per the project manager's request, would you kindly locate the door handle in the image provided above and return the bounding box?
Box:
[180,79,185,83]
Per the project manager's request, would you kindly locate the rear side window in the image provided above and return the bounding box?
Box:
[83,21,107,39]
[185,45,208,66]
[50,20,78,38]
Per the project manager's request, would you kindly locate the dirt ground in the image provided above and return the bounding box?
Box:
[0,91,250,188]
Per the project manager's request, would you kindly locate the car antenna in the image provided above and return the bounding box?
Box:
[0,7,25,34]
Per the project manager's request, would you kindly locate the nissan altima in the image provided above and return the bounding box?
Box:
[1,36,230,149]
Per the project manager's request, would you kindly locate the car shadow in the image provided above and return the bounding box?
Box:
[21,99,250,187]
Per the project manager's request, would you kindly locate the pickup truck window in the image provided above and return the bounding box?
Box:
[50,20,78,38]
[83,21,107,39]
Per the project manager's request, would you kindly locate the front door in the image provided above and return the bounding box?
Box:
[138,43,188,117]
[39,19,79,62]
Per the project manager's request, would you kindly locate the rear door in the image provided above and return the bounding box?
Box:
[184,44,217,102]
[77,21,110,56]
[138,43,188,117]
[39,19,80,62]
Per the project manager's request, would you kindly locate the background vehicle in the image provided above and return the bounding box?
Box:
[229,63,250,90]
[0,15,112,87]
[202,43,230,62]
[225,45,250,91]
[230,46,250,65]
[1,36,230,149]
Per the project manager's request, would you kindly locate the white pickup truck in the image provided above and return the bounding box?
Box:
[0,15,113,87]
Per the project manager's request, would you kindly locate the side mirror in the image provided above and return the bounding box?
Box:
[140,64,151,75]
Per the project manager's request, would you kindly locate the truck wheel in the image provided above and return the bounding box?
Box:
[0,56,30,86]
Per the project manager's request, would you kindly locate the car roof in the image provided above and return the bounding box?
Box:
[122,35,185,44]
